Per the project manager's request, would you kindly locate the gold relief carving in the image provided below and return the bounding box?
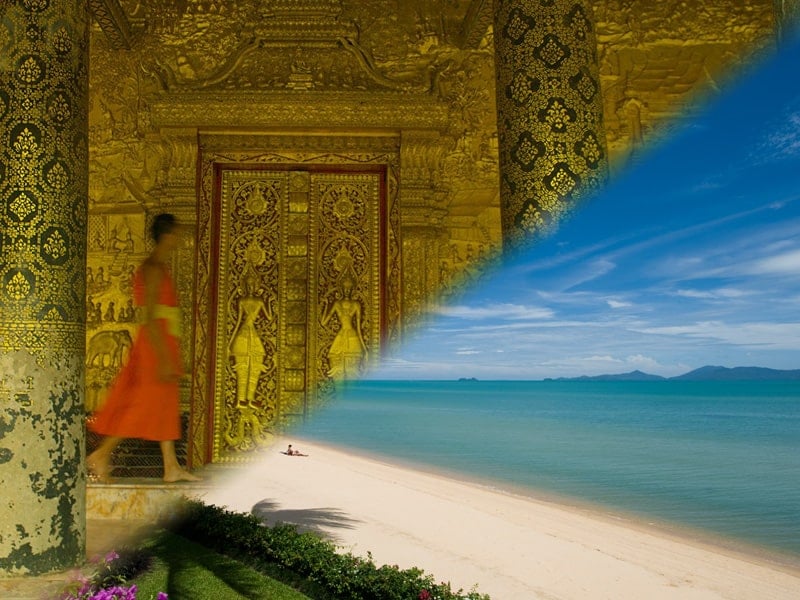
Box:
[215,171,282,455]
[285,302,308,323]
[284,347,306,370]
[312,173,381,387]
[286,280,307,301]
[150,92,450,130]
[284,258,308,280]
[289,171,310,193]
[89,0,134,50]
[320,267,369,380]
[594,1,775,168]
[228,264,275,408]
[285,324,306,345]
[85,211,152,411]
[284,370,305,392]
[159,128,199,191]
[459,0,495,49]
[287,237,308,257]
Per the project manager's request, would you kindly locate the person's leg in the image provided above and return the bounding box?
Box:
[87,436,122,482]
[160,440,201,482]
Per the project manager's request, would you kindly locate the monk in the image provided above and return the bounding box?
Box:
[87,213,200,483]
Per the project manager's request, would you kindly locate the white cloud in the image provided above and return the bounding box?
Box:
[434,303,554,321]
[455,349,481,355]
[745,248,800,275]
[586,355,622,363]
[624,354,662,369]
[675,287,750,299]
[607,299,632,308]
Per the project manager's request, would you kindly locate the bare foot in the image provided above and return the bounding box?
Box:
[163,468,202,483]
[87,453,111,483]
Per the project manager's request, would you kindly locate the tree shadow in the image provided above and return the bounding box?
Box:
[148,532,281,600]
[251,499,362,543]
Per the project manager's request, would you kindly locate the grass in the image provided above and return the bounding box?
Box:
[131,530,313,600]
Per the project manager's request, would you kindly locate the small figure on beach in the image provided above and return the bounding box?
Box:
[282,444,308,457]
[87,213,200,483]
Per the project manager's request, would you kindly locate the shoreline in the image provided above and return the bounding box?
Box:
[204,438,800,599]
[290,434,800,575]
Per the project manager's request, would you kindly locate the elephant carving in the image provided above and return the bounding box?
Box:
[87,329,133,368]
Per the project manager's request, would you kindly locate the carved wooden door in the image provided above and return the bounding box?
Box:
[209,166,385,460]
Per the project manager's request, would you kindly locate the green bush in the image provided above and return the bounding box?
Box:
[163,501,490,600]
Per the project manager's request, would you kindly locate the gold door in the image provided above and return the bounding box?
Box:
[209,167,384,460]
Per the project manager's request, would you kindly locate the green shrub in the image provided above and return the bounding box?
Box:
[163,500,490,600]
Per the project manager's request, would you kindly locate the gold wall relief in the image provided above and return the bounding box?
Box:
[214,171,283,456]
[207,164,386,461]
[85,211,146,411]
[312,173,383,384]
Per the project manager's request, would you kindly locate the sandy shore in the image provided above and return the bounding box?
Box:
[202,439,800,600]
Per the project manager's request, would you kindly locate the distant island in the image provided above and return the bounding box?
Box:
[545,366,800,382]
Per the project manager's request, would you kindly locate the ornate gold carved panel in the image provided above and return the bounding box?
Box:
[208,165,385,462]
[214,171,284,455]
[311,173,382,384]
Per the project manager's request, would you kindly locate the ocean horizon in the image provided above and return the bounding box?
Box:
[297,379,800,559]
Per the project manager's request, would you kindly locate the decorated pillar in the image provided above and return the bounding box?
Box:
[775,0,800,44]
[493,0,608,250]
[399,130,449,324]
[0,0,89,575]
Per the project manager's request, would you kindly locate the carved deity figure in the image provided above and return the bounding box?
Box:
[228,268,274,407]
[321,270,367,380]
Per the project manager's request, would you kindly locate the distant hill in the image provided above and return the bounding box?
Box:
[670,366,800,381]
[549,366,800,382]
[548,370,665,382]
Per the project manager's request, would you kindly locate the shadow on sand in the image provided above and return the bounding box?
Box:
[251,498,362,543]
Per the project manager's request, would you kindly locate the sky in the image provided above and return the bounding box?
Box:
[371,35,800,381]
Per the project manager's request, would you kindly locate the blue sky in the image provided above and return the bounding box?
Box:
[372,36,800,380]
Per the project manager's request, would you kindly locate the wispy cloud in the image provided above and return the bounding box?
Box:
[434,303,554,321]
[675,288,750,299]
[606,299,632,308]
[635,321,800,350]
[743,248,800,275]
[763,111,800,159]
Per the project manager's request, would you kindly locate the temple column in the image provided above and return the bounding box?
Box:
[493,0,608,250]
[775,0,800,44]
[399,130,449,326]
[0,0,89,575]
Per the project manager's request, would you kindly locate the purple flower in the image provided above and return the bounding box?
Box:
[104,551,120,563]
[157,593,169,600]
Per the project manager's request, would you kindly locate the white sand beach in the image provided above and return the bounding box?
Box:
[202,439,800,600]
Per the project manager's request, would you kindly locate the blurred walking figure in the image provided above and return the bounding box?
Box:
[87,213,200,483]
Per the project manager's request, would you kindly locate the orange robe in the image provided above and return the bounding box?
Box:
[88,266,182,441]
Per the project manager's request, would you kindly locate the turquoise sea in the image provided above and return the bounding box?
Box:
[297,380,800,558]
